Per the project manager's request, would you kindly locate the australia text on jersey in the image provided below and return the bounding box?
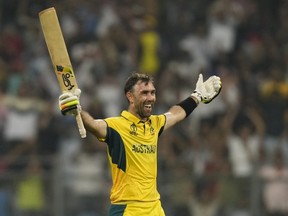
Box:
[132,144,156,154]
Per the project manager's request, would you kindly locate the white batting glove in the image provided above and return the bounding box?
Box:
[191,74,222,104]
[59,89,82,115]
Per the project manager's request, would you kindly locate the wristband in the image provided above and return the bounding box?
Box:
[176,97,198,118]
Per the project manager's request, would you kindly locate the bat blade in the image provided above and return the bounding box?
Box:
[39,7,86,138]
[39,7,77,92]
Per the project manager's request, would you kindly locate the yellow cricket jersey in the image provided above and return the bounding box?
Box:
[100,110,166,204]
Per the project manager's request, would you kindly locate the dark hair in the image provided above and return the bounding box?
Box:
[124,72,154,94]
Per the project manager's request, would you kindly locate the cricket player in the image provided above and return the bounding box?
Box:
[59,72,222,216]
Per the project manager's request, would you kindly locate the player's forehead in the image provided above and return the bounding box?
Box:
[134,80,155,91]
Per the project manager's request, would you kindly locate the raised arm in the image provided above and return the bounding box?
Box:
[80,110,107,139]
[58,89,107,139]
[164,74,222,131]
[164,97,198,130]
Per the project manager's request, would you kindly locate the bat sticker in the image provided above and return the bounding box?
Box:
[62,73,75,90]
[56,65,75,90]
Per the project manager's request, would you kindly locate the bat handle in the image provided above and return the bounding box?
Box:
[75,111,86,138]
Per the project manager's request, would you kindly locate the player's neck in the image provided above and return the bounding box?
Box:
[127,108,148,122]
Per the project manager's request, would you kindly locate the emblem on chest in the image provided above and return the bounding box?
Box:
[130,123,138,135]
[129,123,155,136]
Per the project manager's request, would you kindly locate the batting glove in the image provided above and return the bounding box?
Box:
[191,74,222,104]
[59,88,81,115]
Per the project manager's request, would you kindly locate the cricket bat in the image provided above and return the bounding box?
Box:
[39,7,86,138]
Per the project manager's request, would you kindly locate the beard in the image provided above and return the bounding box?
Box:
[136,103,153,119]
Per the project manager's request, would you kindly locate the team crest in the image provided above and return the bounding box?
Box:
[150,126,155,135]
[130,123,138,135]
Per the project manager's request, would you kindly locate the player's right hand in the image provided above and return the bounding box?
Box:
[59,89,81,116]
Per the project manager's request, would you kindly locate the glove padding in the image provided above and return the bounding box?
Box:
[59,89,81,115]
[191,74,222,104]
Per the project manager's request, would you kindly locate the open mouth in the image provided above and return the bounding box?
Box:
[144,105,152,109]
[144,104,153,112]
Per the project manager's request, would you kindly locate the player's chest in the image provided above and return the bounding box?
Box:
[122,121,157,143]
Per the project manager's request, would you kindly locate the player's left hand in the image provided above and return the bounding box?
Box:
[191,74,222,104]
[59,88,81,115]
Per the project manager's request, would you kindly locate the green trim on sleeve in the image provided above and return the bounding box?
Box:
[106,127,127,172]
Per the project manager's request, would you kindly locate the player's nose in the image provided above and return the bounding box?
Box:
[147,93,156,101]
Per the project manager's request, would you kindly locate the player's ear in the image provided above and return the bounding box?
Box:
[126,91,134,103]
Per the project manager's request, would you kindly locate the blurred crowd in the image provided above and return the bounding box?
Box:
[1,0,288,216]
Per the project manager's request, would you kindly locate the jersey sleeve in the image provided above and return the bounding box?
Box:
[97,117,122,143]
